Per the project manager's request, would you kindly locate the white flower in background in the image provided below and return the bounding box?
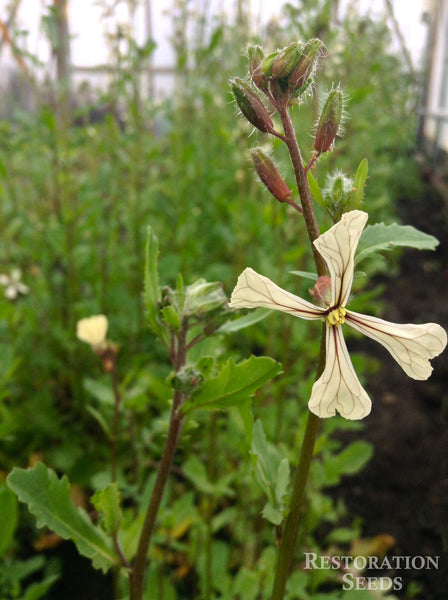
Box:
[0,269,29,300]
[229,210,447,420]
[76,315,108,348]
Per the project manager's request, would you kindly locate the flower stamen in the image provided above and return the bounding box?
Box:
[325,306,346,326]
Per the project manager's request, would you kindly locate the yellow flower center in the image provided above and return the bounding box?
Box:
[325,306,346,326]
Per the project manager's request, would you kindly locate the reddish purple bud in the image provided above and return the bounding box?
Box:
[309,275,332,307]
[314,88,344,153]
[251,148,291,203]
[231,78,274,134]
[248,45,269,91]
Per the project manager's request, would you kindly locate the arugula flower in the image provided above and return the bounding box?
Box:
[229,210,447,419]
[76,315,108,349]
[0,269,29,300]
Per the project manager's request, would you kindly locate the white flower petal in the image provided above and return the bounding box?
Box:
[346,310,447,380]
[229,268,325,320]
[313,210,368,307]
[10,269,22,282]
[76,314,108,346]
[309,325,372,420]
[0,274,9,286]
[4,285,18,300]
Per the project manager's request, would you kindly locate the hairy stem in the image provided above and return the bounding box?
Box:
[278,106,326,277]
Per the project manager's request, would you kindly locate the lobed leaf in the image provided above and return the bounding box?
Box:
[7,463,119,573]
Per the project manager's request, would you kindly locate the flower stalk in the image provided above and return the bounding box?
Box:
[129,317,189,600]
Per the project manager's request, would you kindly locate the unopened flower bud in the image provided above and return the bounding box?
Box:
[314,87,344,153]
[260,50,279,77]
[248,45,268,91]
[272,42,302,80]
[251,148,291,203]
[309,276,332,307]
[231,77,274,133]
[288,38,323,91]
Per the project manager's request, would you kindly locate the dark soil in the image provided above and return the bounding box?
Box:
[336,182,448,600]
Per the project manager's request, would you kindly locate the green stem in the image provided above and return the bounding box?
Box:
[129,391,185,600]
[129,320,189,600]
[271,326,326,600]
[270,102,328,600]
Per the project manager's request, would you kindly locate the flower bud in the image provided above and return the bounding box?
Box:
[260,50,279,77]
[314,87,344,153]
[231,77,274,133]
[251,148,291,203]
[288,38,323,91]
[309,276,332,307]
[272,42,302,80]
[322,171,355,221]
[248,45,268,91]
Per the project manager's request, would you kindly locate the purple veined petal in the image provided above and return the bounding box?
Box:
[313,210,368,307]
[229,267,325,320]
[345,310,447,380]
[308,325,372,420]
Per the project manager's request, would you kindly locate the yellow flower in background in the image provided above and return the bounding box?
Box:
[76,315,108,348]
[229,211,447,420]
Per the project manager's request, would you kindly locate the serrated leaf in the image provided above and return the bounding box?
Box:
[217,307,271,333]
[7,463,119,573]
[181,356,282,414]
[355,222,439,265]
[307,170,325,208]
[92,483,122,536]
[352,158,368,208]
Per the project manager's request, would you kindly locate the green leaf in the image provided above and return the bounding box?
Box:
[86,405,112,439]
[183,456,234,497]
[217,308,271,333]
[181,356,282,414]
[275,457,290,504]
[331,440,373,476]
[355,222,439,265]
[262,502,283,526]
[352,158,368,208]
[161,305,181,332]
[22,575,59,600]
[0,483,18,557]
[144,226,165,340]
[83,378,114,405]
[7,463,119,573]
[251,420,279,505]
[289,270,318,281]
[92,483,123,536]
[307,170,325,208]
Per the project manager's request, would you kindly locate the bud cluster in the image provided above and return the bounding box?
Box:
[322,171,355,221]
